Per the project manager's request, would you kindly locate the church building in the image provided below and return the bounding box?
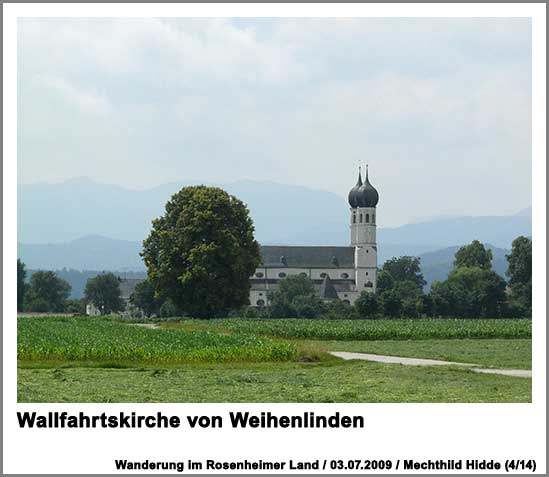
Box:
[249,167,379,307]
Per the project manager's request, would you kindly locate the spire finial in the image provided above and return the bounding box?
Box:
[365,163,369,180]
[355,162,363,186]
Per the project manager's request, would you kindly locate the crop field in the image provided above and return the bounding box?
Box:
[168,318,532,341]
[18,316,532,403]
[17,316,297,364]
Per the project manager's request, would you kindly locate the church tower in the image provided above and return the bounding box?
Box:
[348,166,379,292]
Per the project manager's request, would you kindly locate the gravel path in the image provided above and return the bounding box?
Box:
[330,351,474,367]
[471,368,532,378]
[329,351,531,378]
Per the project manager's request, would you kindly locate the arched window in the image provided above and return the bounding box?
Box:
[340,273,349,279]
[255,272,264,278]
[359,214,363,223]
[256,299,265,307]
[372,214,375,223]
[278,272,287,278]
[352,214,356,224]
[365,214,370,223]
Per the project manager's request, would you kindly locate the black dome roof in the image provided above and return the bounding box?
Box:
[348,166,379,208]
[347,170,363,207]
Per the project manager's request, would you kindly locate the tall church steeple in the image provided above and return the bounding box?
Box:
[348,165,379,292]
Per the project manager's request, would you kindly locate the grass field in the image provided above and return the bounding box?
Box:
[17,316,532,403]
[18,360,531,403]
[307,339,532,369]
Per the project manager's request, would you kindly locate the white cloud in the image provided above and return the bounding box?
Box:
[39,75,113,117]
[17,18,532,226]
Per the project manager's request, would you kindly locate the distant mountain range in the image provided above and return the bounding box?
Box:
[18,177,348,246]
[18,177,530,296]
[18,177,530,249]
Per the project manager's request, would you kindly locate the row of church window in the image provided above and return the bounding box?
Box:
[352,213,375,224]
[254,271,354,279]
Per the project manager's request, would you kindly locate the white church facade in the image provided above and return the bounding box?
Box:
[249,167,379,307]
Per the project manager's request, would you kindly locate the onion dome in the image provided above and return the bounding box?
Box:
[348,168,363,207]
[356,165,379,207]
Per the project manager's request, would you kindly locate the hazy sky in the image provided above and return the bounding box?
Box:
[18,18,532,227]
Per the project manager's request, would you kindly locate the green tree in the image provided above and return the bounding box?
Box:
[379,289,403,317]
[141,186,261,319]
[267,275,324,318]
[376,270,394,293]
[354,291,379,319]
[25,271,71,312]
[430,267,507,318]
[84,273,124,315]
[382,256,426,289]
[454,240,493,270]
[506,236,532,316]
[130,279,163,317]
[392,280,424,318]
[17,259,27,311]
[416,293,434,317]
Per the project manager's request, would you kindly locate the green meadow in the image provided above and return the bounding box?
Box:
[18,316,532,403]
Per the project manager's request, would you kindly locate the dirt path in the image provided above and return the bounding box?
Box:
[329,351,531,378]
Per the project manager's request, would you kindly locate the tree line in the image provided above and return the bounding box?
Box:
[17,236,531,319]
[17,264,125,315]
[17,184,532,320]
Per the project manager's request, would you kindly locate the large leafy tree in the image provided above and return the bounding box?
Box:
[84,273,124,315]
[430,267,507,318]
[454,240,493,270]
[381,256,426,289]
[506,236,532,316]
[141,186,261,318]
[130,279,163,317]
[377,257,425,317]
[25,271,71,312]
[17,259,27,311]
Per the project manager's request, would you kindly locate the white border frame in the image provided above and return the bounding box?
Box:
[3,3,546,474]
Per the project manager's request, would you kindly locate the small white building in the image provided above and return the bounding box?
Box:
[249,167,379,306]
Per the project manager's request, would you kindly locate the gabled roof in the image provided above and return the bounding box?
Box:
[319,275,339,300]
[259,245,355,268]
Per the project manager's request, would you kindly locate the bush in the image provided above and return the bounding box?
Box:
[321,299,358,320]
[64,299,86,315]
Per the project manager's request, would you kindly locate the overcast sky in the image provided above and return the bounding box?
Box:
[18,18,532,226]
